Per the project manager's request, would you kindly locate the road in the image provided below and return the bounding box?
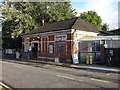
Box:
[0,60,119,89]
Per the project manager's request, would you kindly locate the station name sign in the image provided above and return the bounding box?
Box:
[55,35,67,41]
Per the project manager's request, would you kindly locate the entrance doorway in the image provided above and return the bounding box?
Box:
[32,43,38,59]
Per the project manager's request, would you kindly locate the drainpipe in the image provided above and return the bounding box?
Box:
[71,29,77,54]
[71,29,79,63]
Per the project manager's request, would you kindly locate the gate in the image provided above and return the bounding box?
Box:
[104,48,120,66]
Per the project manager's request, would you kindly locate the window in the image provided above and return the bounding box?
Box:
[56,44,65,53]
[79,41,100,52]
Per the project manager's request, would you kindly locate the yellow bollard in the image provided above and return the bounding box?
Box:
[90,55,93,64]
[86,55,89,64]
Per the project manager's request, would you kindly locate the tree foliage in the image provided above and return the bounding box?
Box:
[1,2,35,38]
[1,2,76,38]
[2,37,22,49]
[1,2,76,49]
[80,11,102,29]
[101,23,109,31]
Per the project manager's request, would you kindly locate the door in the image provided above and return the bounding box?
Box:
[32,43,38,59]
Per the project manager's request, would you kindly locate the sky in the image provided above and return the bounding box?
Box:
[71,0,119,30]
[0,0,119,30]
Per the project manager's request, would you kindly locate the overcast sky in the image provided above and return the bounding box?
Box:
[0,0,119,30]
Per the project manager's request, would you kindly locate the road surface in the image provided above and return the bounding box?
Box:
[0,60,119,89]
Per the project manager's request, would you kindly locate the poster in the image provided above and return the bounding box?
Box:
[16,52,20,59]
[6,49,15,54]
[49,45,53,53]
[72,54,79,64]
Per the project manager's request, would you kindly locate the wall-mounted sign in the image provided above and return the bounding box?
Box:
[6,49,15,54]
[55,35,67,41]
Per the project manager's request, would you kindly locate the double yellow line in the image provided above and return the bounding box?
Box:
[0,82,12,90]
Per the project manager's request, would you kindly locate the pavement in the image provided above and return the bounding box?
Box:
[28,60,120,74]
[5,58,119,75]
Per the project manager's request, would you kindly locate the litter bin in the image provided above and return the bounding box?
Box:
[89,55,93,64]
[86,54,93,64]
[86,55,89,64]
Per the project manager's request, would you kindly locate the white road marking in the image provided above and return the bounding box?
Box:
[57,75,75,80]
[106,74,110,75]
[57,75,83,82]
[91,78,110,83]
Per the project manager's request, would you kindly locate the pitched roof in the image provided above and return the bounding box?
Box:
[72,17,100,33]
[26,17,100,35]
[99,30,113,36]
[109,28,120,35]
[99,28,120,36]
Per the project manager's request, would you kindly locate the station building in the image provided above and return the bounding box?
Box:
[22,17,100,63]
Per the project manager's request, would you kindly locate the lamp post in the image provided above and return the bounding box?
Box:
[104,40,108,48]
[104,40,108,64]
[100,40,106,64]
[0,17,5,58]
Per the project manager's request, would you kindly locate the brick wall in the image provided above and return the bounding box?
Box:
[23,33,73,63]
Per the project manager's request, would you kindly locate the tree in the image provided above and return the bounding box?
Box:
[1,2,36,38]
[1,2,76,38]
[80,11,102,29]
[1,1,76,49]
[101,23,109,31]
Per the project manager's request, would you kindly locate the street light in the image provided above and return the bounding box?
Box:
[104,40,108,48]
[37,35,40,39]
[100,40,104,44]
[27,37,30,40]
